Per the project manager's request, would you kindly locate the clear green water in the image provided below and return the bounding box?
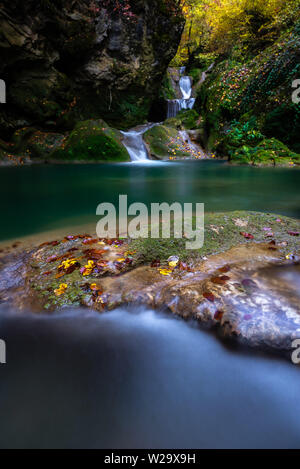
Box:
[0,160,299,241]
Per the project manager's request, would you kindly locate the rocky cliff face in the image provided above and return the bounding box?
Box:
[0,0,184,137]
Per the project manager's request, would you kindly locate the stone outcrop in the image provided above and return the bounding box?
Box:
[0,0,184,137]
[0,211,299,355]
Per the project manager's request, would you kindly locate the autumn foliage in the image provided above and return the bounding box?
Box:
[176,0,300,59]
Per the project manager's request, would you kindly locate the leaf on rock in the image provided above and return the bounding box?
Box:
[240,232,254,240]
[203,291,215,302]
[211,275,230,285]
[214,310,224,321]
[83,238,99,245]
[218,265,231,273]
[46,255,59,263]
[55,272,65,279]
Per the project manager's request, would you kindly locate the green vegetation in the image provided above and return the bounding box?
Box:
[130,211,300,262]
[173,0,300,165]
[144,124,190,159]
[52,120,130,162]
[231,138,300,166]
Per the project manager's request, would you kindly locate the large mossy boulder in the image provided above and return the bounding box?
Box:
[144,125,193,159]
[51,120,130,162]
[231,138,300,166]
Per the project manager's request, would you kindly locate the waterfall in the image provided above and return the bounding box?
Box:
[121,124,155,162]
[167,98,195,119]
[179,76,193,99]
[167,68,195,119]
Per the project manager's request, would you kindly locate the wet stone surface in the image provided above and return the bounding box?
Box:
[0,212,299,355]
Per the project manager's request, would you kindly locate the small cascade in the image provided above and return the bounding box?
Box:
[179,76,193,99]
[121,124,155,162]
[179,130,205,159]
[166,67,195,119]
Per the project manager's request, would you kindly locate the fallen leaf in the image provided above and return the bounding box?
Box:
[203,291,215,302]
[218,265,231,273]
[288,231,299,237]
[211,275,230,285]
[83,238,99,245]
[159,269,172,276]
[55,272,65,279]
[240,232,254,240]
[214,310,224,321]
[46,255,59,263]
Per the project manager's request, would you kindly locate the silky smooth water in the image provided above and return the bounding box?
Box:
[0,160,299,241]
[0,306,299,449]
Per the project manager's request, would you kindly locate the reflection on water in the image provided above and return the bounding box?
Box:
[0,161,299,240]
[0,305,300,449]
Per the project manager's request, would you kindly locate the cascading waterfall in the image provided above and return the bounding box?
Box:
[167,68,195,119]
[121,124,155,162]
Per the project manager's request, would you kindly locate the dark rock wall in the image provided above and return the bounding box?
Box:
[0,0,184,136]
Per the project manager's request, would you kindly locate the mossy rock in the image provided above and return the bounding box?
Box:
[25,131,66,159]
[144,125,191,159]
[51,119,130,162]
[232,138,300,166]
[164,110,200,131]
[175,110,200,130]
[131,211,300,263]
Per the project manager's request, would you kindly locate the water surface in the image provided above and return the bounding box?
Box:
[0,306,299,449]
[0,161,299,241]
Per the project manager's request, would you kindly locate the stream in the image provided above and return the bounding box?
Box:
[0,305,300,449]
[0,160,299,241]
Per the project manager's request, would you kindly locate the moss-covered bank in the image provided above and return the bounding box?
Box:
[0,120,130,164]
[194,23,300,166]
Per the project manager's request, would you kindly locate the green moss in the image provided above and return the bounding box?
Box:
[51,119,130,162]
[165,110,200,131]
[160,73,176,100]
[176,109,200,130]
[144,125,190,159]
[131,211,300,263]
[195,29,300,155]
[231,138,300,166]
[25,131,66,159]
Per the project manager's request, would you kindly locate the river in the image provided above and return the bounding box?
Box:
[0,160,299,241]
[0,306,300,449]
